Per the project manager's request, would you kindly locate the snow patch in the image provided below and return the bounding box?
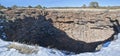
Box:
[0,39,65,56]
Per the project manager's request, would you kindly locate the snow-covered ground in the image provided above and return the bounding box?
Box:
[0,33,120,56]
[0,39,66,56]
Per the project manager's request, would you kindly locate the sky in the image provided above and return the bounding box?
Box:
[0,0,120,7]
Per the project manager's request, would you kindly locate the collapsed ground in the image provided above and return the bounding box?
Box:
[0,8,120,53]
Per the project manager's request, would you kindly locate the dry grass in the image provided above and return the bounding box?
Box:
[95,44,102,51]
[7,43,39,54]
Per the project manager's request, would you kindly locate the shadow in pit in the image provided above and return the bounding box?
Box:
[0,15,118,54]
[104,17,120,41]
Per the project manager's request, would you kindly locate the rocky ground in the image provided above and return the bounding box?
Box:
[0,8,120,53]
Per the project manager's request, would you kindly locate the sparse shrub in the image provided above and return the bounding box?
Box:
[89,1,99,8]
[28,5,32,8]
[82,4,86,8]
[0,4,6,10]
[11,5,18,9]
[35,5,42,9]
[7,7,12,10]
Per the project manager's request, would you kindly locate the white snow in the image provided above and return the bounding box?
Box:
[0,39,65,56]
[0,33,120,56]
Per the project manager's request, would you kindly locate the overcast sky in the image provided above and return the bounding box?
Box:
[0,0,120,7]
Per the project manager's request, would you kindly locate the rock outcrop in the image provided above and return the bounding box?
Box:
[0,8,120,53]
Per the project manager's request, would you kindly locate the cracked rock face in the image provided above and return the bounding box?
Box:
[46,10,119,43]
[1,9,120,43]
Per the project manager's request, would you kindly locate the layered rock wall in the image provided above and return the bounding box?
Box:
[1,9,120,43]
